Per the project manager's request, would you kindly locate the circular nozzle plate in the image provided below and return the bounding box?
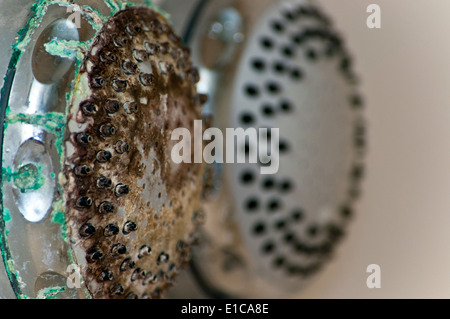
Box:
[64,7,205,299]
[178,0,366,298]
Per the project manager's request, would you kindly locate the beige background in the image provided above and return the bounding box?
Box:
[298,0,450,299]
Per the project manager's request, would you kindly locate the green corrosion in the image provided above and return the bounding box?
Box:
[1,167,12,183]
[5,112,66,158]
[44,39,90,61]
[51,210,65,228]
[5,112,65,131]
[52,208,66,227]
[1,0,170,300]
[2,208,11,225]
[13,2,49,53]
[106,0,170,21]
[36,286,66,299]
[2,164,46,193]
[1,207,11,237]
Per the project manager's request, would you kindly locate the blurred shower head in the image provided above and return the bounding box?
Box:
[161,0,366,298]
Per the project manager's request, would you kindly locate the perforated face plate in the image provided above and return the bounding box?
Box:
[190,0,365,298]
[64,7,204,299]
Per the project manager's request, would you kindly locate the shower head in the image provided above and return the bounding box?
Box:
[0,0,205,299]
[162,0,366,298]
